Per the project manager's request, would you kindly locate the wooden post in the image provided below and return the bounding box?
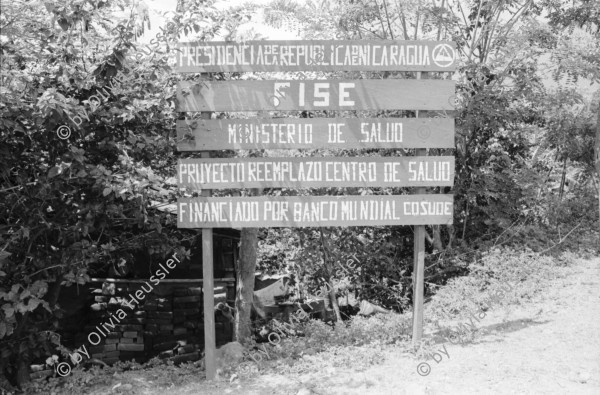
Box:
[200,108,216,379]
[595,108,600,230]
[202,221,216,379]
[412,71,428,346]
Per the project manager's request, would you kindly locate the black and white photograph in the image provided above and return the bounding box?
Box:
[1,0,599,393]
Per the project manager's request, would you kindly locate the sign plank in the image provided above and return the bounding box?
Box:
[177,195,454,228]
[176,118,454,150]
[176,80,455,112]
[175,40,457,72]
[178,157,455,189]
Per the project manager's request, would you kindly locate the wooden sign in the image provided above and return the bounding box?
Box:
[176,80,455,112]
[177,195,454,228]
[177,118,454,150]
[175,40,457,72]
[178,157,455,189]
[173,37,457,382]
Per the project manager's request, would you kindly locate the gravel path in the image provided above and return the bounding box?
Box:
[95,256,598,395]
[203,256,600,395]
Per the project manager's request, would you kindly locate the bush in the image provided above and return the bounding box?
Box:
[235,312,411,378]
[547,193,598,229]
[425,247,573,325]
[271,312,411,351]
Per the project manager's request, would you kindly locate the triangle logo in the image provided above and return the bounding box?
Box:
[432,44,455,68]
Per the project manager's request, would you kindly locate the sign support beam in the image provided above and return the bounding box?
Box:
[200,110,217,379]
[412,71,428,346]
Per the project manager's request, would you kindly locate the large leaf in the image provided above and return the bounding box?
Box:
[57,17,70,31]
[2,304,15,318]
[48,166,61,178]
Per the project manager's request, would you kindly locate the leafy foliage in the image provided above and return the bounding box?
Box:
[0,0,231,385]
[250,0,600,328]
[1,0,598,388]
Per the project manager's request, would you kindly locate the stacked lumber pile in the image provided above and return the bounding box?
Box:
[147,287,202,364]
[83,282,147,364]
[79,282,231,365]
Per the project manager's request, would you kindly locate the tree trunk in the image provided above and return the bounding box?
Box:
[233,226,258,344]
[446,224,455,248]
[461,201,469,240]
[326,276,342,322]
[318,228,342,322]
[233,187,262,343]
[559,157,568,201]
[432,225,444,252]
[595,106,600,229]
[13,312,31,388]
[16,359,30,389]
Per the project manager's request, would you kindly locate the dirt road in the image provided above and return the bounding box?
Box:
[182,256,600,395]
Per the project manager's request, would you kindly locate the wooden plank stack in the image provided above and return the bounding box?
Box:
[79,282,232,365]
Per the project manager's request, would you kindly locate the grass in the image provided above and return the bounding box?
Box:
[21,247,585,394]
